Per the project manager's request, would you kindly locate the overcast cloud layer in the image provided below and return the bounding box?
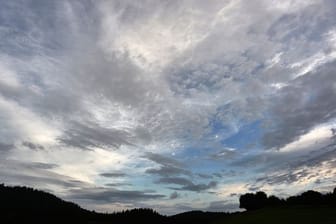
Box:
[1,0,336,214]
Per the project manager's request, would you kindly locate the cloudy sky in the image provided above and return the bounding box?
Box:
[1,0,336,215]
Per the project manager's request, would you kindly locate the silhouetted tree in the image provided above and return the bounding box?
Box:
[240,188,336,211]
[287,190,323,205]
[239,191,268,210]
[267,195,283,207]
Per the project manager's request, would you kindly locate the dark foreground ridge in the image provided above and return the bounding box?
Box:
[1,184,336,224]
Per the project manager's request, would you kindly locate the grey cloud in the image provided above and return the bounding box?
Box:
[146,153,217,192]
[0,159,89,190]
[289,142,336,169]
[166,0,336,149]
[197,173,213,179]
[250,142,336,189]
[177,181,217,192]
[169,191,179,199]
[68,187,165,203]
[28,162,58,170]
[248,186,261,192]
[145,152,192,177]
[146,166,191,177]
[255,169,311,186]
[232,136,336,173]
[212,173,223,178]
[221,170,240,177]
[100,172,126,178]
[0,0,155,149]
[59,121,132,150]
[22,141,44,150]
[208,148,237,160]
[156,177,193,186]
[157,177,217,192]
[0,1,65,57]
[2,173,80,189]
[207,201,240,212]
[146,152,183,167]
[105,183,132,187]
[262,62,336,150]
[0,142,13,151]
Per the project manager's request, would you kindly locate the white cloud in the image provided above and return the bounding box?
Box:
[0,96,61,145]
[0,62,21,88]
[280,123,334,153]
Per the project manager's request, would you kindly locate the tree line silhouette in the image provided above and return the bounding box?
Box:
[1,183,336,223]
[239,188,336,211]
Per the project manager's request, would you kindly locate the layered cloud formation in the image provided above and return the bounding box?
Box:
[1,0,336,214]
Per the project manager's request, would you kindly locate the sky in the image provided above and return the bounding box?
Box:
[1,0,336,215]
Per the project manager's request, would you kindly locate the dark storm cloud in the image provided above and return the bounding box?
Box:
[68,187,165,203]
[100,172,126,178]
[262,62,336,150]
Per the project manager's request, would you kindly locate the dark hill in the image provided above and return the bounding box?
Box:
[1,183,336,224]
[171,210,229,224]
[0,184,168,224]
